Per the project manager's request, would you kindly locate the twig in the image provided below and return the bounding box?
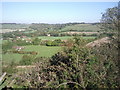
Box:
[0,72,6,83]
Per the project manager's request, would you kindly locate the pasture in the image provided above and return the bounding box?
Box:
[61,24,101,32]
[23,45,62,57]
[2,36,96,65]
[2,45,62,64]
[38,36,73,40]
[2,53,23,64]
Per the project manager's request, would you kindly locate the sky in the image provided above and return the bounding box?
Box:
[1,2,118,24]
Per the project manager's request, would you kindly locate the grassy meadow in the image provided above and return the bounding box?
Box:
[2,36,96,65]
[38,36,73,40]
[60,24,101,32]
[2,45,62,64]
[23,45,62,57]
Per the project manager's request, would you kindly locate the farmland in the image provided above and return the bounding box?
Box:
[2,34,96,67]
[0,2,119,89]
[1,23,98,66]
[60,24,101,32]
[1,23,99,67]
[0,17,118,89]
[23,45,62,57]
[38,36,73,40]
[2,45,62,65]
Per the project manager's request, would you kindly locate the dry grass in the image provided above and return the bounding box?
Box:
[86,37,111,47]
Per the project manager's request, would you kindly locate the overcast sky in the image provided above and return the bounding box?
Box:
[1,2,118,24]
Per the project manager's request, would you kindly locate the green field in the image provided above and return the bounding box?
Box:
[38,36,73,40]
[2,45,62,64]
[82,36,96,39]
[0,40,2,44]
[23,30,36,33]
[2,36,96,64]
[61,24,101,32]
[0,40,9,45]
[1,24,30,29]
[2,53,23,64]
[23,45,62,57]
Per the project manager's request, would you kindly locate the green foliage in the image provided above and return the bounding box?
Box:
[3,61,17,74]
[38,36,73,40]
[15,40,32,46]
[92,39,119,88]
[2,45,61,65]
[32,38,41,45]
[46,40,53,46]
[19,55,34,65]
[1,23,29,29]
[2,41,16,53]
[24,45,61,57]
[100,6,118,36]
[2,4,119,89]
[46,39,63,46]
[61,24,101,32]
[9,36,119,89]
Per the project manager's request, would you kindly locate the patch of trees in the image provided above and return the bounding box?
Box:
[29,23,66,31]
[14,40,32,46]
[11,38,41,46]
[19,55,35,65]
[1,23,29,29]
[100,6,118,37]
[2,41,16,54]
[32,38,41,45]
[46,39,64,46]
[2,61,17,74]
[2,32,15,39]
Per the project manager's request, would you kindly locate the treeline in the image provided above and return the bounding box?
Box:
[1,23,29,29]
[1,22,98,31]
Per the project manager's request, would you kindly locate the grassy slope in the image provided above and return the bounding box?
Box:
[38,36,73,40]
[2,53,23,64]
[61,24,101,32]
[23,45,62,57]
[1,24,30,29]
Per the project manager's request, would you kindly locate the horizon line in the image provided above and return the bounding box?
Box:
[0,22,101,24]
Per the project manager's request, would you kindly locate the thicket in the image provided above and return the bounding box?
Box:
[12,37,119,89]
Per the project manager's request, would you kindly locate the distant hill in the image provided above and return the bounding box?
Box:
[0,23,30,29]
[60,24,101,32]
[0,23,102,33]
[29,23,79,31]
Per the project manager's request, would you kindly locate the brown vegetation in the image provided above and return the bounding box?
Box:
[86,37,111,47]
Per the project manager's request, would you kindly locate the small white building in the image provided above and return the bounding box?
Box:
[47,34,51,37]
[12,46,25,51]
